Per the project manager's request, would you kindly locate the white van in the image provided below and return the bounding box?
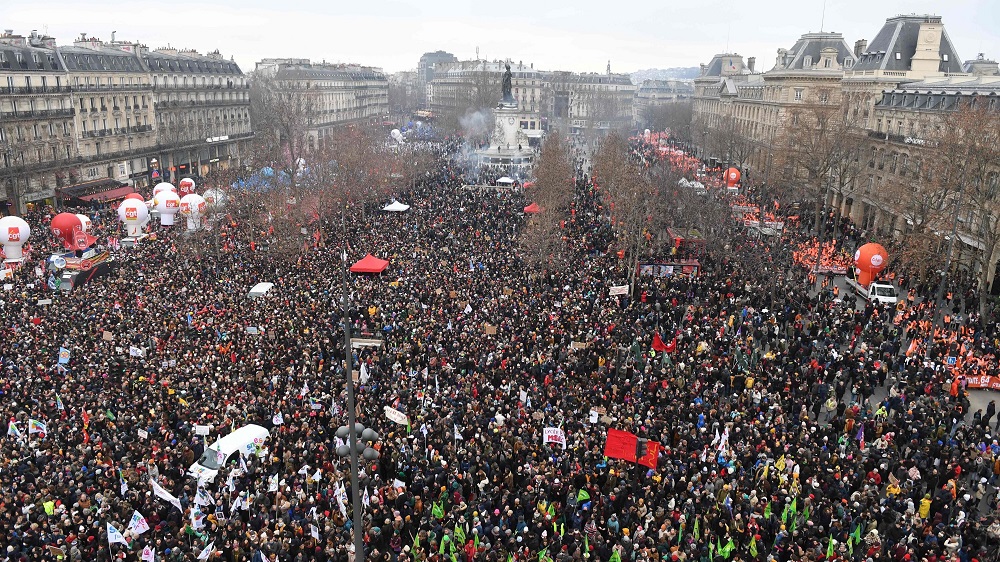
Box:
[187,424,270,483]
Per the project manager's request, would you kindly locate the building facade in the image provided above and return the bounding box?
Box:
[256,59,388,152]
[543,64,636,135]
[0,30,253,213]
[633,79,693,128]
[428,60,543,132]
[416,51,457,109]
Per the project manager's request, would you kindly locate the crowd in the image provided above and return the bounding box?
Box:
[1,136,999,562]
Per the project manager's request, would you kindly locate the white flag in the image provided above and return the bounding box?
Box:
[272,412,284,425]
[335,483,348,518]
[268,474,279,493]
[310,524,320,540]
[141,546,156,562]
[129,346,145,358]
[197,541,215,560]
[463,303,472,314]
[128,510,150,535]
[298,464,311,475]
[311,468,322,482]
[362,488,370,507]
[195,488,215,506]
[301,381,309,397]
[454,425,463,441]
[192,505,206,530]
[150,479,183,512]
[107,522,129,546]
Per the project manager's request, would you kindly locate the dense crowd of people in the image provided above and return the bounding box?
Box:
[1,135,999,562]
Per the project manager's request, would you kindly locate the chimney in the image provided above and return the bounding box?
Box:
[854,39,868,58]
[747,57,756,72]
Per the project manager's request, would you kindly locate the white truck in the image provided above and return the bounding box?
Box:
[845,278,899,305]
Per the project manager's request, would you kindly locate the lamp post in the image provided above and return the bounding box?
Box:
[336,242,380,562]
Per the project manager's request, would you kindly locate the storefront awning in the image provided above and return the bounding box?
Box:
[78,185,135,202]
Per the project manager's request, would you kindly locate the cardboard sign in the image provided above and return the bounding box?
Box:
[103,331,114,342]
[484,324,497,335]
[37,299,53,306]
[503,288,514,296]
[246,326,259,335]
[435,288,443,295]
[449,291,458,299]
[195,425,211,436]
[531,412,545,421]
[570,341,589,350]
[137,429,148,440]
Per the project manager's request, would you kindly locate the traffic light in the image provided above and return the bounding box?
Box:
[636,438,648,460]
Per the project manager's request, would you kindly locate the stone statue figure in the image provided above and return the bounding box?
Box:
[501,63,513,103]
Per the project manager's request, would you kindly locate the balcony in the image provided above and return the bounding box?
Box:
[0,108,76,120]
[71,83,153,93]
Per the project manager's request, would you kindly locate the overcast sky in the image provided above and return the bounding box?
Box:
[7,0,998,75]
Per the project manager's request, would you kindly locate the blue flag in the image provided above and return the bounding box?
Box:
[58,347,71,365]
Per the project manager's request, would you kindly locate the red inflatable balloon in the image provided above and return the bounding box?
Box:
[125,193,144,201]
[725,167,741,187]
[854,243,889,286]
[49,212,97,251]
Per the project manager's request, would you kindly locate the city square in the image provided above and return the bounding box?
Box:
[1,3,1000,562]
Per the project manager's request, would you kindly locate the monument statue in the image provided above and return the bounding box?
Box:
[501,63,514,104]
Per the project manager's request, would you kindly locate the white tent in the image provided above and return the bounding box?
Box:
[496,177,515,185]
[248,282,274,298]
[382,201,410,212]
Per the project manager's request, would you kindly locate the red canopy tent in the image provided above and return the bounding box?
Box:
[523,202,541,214]
[349,254,389,273]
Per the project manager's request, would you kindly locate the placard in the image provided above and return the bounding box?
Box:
[195,425,211,436]
[103,331,114,341]
[609,285,629,296]
[137,429,148,440]
[246,326,259,335]
[449,291,458,299]
[2,283,12,291]
[484,324,497,335]
[384,406,409,426]
[37,299,53,306]
[570,341,589,350]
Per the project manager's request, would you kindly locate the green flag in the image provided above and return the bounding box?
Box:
[439,535,450,555]
[763,502,771,519]
[749,536,758,558]
[850,524,862,545]
[454,525,466,545]
[693,518,700,540]
[716,536,723,555]
[474,532,480,550]
[547,503,555,517]
[106,409,116,421]
[790,497,797,515]
[781,504,789,525]
[584,536,589,558]
[538,548,549,562]
[413,533,420,551]
[432,501,444,519]
[507,552,514,562]
[576,489,590,502]
[677,522,684,545]
[721,539,735,559]
[801,505,810,522]
[609,550,621,562]
[826,536,834,559]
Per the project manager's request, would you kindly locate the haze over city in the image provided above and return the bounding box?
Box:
[6,0,1000,73]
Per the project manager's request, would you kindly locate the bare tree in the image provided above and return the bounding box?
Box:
[249,71,313,191]
[774,93,866,233]
[933,98,1000,316]
[521,135,575,267]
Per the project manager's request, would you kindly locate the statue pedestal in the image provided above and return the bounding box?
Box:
[474,102,535,176]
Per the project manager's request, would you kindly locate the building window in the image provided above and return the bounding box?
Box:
[794,88,803,101]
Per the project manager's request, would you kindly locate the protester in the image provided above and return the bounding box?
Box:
[0,135,995,562]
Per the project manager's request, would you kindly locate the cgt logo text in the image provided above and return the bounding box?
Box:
[125,208,138,220]
[7,227,20,241]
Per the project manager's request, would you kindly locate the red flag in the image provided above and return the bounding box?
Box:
[638,441,661,469]
[81,410,90,428]
[604,429,638,462]
[664,338,676,353]
[652,333,669,352]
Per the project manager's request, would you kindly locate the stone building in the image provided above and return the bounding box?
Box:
[633,79,693,128]
[543,63,636,136]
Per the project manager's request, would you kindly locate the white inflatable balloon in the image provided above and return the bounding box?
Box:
[118,200,150,237]
[75,214,93,233]
[180,193,207,231]
[152,182,176,197]
[0,216,30,260]
[154,190,181,226]
[202,188,226,207]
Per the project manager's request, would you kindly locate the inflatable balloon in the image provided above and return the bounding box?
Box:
[178,177,196,196]
[854,243,889,287]
[0,215,30,260]
[125,192,145,202]
[152,182,176,197]
[50,213,96,250]
[725,168,741,188]
[202,188,226,207]
[118,199,150,237]
[154,190,181,226]
[75,214,93,233]
[390,129,404,143]
[180,193,207,231]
